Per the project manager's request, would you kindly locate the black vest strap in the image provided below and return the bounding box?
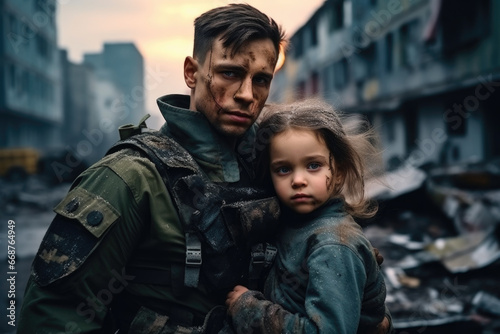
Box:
[106,131,279,294]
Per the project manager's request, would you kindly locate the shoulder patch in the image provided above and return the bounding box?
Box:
[32,187,120,286]
[54,187,119,238]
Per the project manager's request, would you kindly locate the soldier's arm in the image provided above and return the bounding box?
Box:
[17,152,163,333]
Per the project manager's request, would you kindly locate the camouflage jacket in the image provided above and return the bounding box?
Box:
[18,94,275,333]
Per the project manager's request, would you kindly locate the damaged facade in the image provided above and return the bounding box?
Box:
[0,0,62,150]
[270,0,500,332]
[270,0,500,169]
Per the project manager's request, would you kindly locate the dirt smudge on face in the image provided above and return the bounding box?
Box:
[247,50,256,62]
[246,57,253,70]
[263,48,278,68]
[203,49,225,113]
[209,81,226,114]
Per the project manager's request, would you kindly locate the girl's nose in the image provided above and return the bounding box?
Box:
[291,172,307,188]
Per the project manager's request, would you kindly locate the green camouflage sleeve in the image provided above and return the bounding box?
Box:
[17,151,165,333]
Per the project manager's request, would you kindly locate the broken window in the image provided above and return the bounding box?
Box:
[399,19,420,70]
[333,58,349,89]
[386,33,394,73]
[308,20,318,47]
[296,81,306,100]
[440,0,491,55]
[8,63,16,89]
[291,32,303,58]
[311,71,319,95]
[354,42,377,81]
[328,0,344,32]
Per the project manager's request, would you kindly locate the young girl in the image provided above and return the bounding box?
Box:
[225,98,391,333]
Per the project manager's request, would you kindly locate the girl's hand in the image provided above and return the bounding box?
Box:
[225,285,249,313]
[373,248,384,266]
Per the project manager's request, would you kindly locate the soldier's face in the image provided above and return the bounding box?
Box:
[186,37,277,138]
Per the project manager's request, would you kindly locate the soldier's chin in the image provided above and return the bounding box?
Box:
[217,124,249,138]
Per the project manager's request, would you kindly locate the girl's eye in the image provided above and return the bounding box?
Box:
[275,166,290,175]
[308,163,321,170]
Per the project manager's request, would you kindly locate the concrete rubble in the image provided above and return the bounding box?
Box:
[365,158,500,334]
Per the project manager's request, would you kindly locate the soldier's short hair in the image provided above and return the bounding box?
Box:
[193,3,285,64]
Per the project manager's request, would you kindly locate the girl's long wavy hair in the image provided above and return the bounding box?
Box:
[255,98,382,219]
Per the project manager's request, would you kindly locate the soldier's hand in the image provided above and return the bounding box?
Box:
[226,285,249,315]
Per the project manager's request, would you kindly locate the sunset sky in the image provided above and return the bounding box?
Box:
[57,0,326,124]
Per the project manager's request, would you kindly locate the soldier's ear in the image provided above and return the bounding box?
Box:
[184,56,198,89]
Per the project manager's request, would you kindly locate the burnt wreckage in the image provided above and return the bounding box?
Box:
[364,159,500,334]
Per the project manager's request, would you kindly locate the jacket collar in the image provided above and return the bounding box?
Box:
[156,94,255,183]
[280,198,345,227]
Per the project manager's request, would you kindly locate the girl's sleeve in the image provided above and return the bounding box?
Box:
[229,244,369,334]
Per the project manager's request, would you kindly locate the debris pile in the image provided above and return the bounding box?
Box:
[365,159,500,334]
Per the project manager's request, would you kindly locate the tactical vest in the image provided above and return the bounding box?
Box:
[106,125,279,296]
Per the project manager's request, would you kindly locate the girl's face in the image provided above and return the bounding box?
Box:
[269,128,337,214]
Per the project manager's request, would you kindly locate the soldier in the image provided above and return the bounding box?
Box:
[18,3,391,334]
[18,4,285,333]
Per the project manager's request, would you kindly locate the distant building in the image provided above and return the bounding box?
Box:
[57,49,122,181]
[52,42,144,183]
[271,0,500,168]
[83,42,145,127]
[0,0,62,150]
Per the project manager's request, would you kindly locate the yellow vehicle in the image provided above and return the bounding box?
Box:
[0,148,40,180]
